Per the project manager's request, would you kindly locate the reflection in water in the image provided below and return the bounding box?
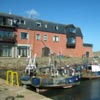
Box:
[40,79,100,100]
[1,68,100,100]
[89,79,100,100]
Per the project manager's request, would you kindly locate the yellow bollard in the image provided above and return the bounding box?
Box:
[12,72,19,86]
[6,70,13,85]
[6,70,19,86]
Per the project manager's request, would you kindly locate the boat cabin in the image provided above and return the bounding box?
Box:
[87,64,100,72]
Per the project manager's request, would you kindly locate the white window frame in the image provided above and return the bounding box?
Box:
[36,22,41,27]
[53,36,59,42]
[20,32,28,39]
[55,26,58,30]
[7,18,13,26]
[43,35,48,41]
[21,20,26,25]
[36,34,40,40]
[44,24,48,28]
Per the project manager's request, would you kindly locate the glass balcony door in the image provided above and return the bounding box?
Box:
[17,46,29,57]
[0,45,12,57]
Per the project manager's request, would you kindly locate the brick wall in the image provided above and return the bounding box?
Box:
[83,46,93,57]
[16,29,93,57]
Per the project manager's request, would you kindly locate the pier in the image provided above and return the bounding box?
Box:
[0,78,52,100]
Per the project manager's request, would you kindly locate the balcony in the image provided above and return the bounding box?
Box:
[0,35,16,43]
[0,17,17,30]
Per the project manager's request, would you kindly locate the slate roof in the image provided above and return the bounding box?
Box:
[0,12,83,37]
[76,27,83,38]
[83,43,93,47]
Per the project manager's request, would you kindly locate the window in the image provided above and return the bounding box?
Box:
[21,32,28,39]
[16,19,21,24]
[44,24,48,28]
[66,28,76,33]
[55,26,58,30]
[36,34,40,40]
[7,18,13,26]
[21,20,26,25]
[0,45,12,57]
[67,37,75,44]
[36,22,41,27]
[86,51,89,57]
[13,19,21,25]
[67,37,76,48]
[13,19,17,24]
[43,35,48,41]
[0,17,3,25]
[53,36,59,42]
[17,46,28,57]
[0,31,14,39]
[88,65,92,70]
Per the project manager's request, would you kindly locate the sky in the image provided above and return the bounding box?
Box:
[0,0,100,52]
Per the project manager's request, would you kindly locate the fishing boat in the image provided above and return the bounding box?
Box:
[81,58,100,79]
[20,54,81,92]
[81,56,100,79]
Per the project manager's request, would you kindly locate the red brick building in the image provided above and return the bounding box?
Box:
[0,12,93,58]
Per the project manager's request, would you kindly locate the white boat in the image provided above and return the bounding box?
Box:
[82,64,100,79]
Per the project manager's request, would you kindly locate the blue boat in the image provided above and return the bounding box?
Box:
[20,55,81,92]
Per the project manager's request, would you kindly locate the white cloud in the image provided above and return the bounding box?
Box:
[26,9,39,18]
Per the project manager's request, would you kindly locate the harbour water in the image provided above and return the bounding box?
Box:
[1,68,100,100]
[40,79,100,100]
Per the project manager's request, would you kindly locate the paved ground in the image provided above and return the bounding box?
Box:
[0,78,52,100]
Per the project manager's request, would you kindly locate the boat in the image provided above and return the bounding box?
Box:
[82,64,100,79]
[81,56,100,79]
[20,54,81,92]
[81,57,100,79]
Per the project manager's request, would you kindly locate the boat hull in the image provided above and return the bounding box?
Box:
[82,75,100,79]
[31,76,80,88]
[20,75,80,88]
[82,64,100,79]
[20,75,32,85]
[82,70,100,79]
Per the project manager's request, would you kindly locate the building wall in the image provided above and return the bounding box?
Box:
[65,37,83,57]
[83,46,93,57]
[0,12,93,58]
[15,28,93,57]
[16,29,66,57]
[33,31,66,56]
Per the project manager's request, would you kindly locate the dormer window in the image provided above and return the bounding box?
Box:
[66,28,76,33]
[13,19,20,25]
[55,26,58,30]
[13,19,17,24]
[7,18,13,26]
[44,24,48,28]
[21,20,26,25]
[36,22,41,27]
[16,19,20,24]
